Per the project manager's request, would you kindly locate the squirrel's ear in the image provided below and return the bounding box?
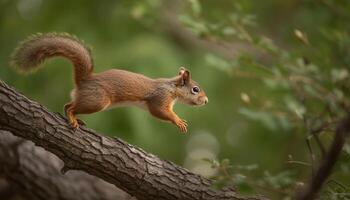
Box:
[177,67,191,86]
[178,67,186,75]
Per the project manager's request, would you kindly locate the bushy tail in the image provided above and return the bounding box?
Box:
[10,32,94,85]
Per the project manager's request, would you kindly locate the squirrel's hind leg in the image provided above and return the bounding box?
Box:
[64,102,80,129]
[63,104,85,125]
[64,102,88,129]
[64,91,111,129]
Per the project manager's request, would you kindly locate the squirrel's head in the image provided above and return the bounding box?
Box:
[175,67,208,106]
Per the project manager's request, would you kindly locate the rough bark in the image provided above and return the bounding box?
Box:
[0,80,267,200]
[0,130,135,200]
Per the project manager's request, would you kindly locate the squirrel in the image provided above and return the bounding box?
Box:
[10,33,208,133]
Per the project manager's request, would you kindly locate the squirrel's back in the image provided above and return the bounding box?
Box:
[10,33,94,84]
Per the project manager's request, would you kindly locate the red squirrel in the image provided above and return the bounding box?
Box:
[10,33,208,133]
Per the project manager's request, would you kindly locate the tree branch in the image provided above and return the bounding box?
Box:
[296,113,350,200]
[0,79,266,200]
[0,130,135,200]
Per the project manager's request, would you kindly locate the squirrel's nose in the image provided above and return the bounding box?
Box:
[204,97,208,104]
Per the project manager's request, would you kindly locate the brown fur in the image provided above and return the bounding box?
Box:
[10,33,93,84]
[11,33,208,133]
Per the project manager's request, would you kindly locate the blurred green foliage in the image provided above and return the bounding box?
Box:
[1,0,350,199]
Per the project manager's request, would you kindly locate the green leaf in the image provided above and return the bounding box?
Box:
[303,84,321,98]
[222,26,237,36]
[233,174,247,185]
[205,53,233,74]
[202,158,219,168]
[331,68,349,82]
[241,14,256,26]
[256,36,279,53]
[178,14,208,36]
[131,4,146,19]
[344,143,350,156]
[239,108,277,130]
[236,164,259,171]
[221,158,231,168]
[277,115,292,130]
[263,171,295,189]
[284,97,306,119]
[262,78,290,89]
[189,0,201,17]
[333,88,344,101]
[294,29,309,45]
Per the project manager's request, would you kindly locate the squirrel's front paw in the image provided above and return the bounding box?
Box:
[176,119,188,133]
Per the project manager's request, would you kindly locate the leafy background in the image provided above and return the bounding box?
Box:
[1,0,349,199]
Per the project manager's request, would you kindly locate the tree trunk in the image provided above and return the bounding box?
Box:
[0,131,135,200]
[0,80,267,200]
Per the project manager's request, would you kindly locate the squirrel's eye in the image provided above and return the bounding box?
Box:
[191,86,200,94]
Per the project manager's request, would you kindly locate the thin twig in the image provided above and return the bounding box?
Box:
[286,160,311,167]
[305,138,315,175]
[296,113,350,200]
